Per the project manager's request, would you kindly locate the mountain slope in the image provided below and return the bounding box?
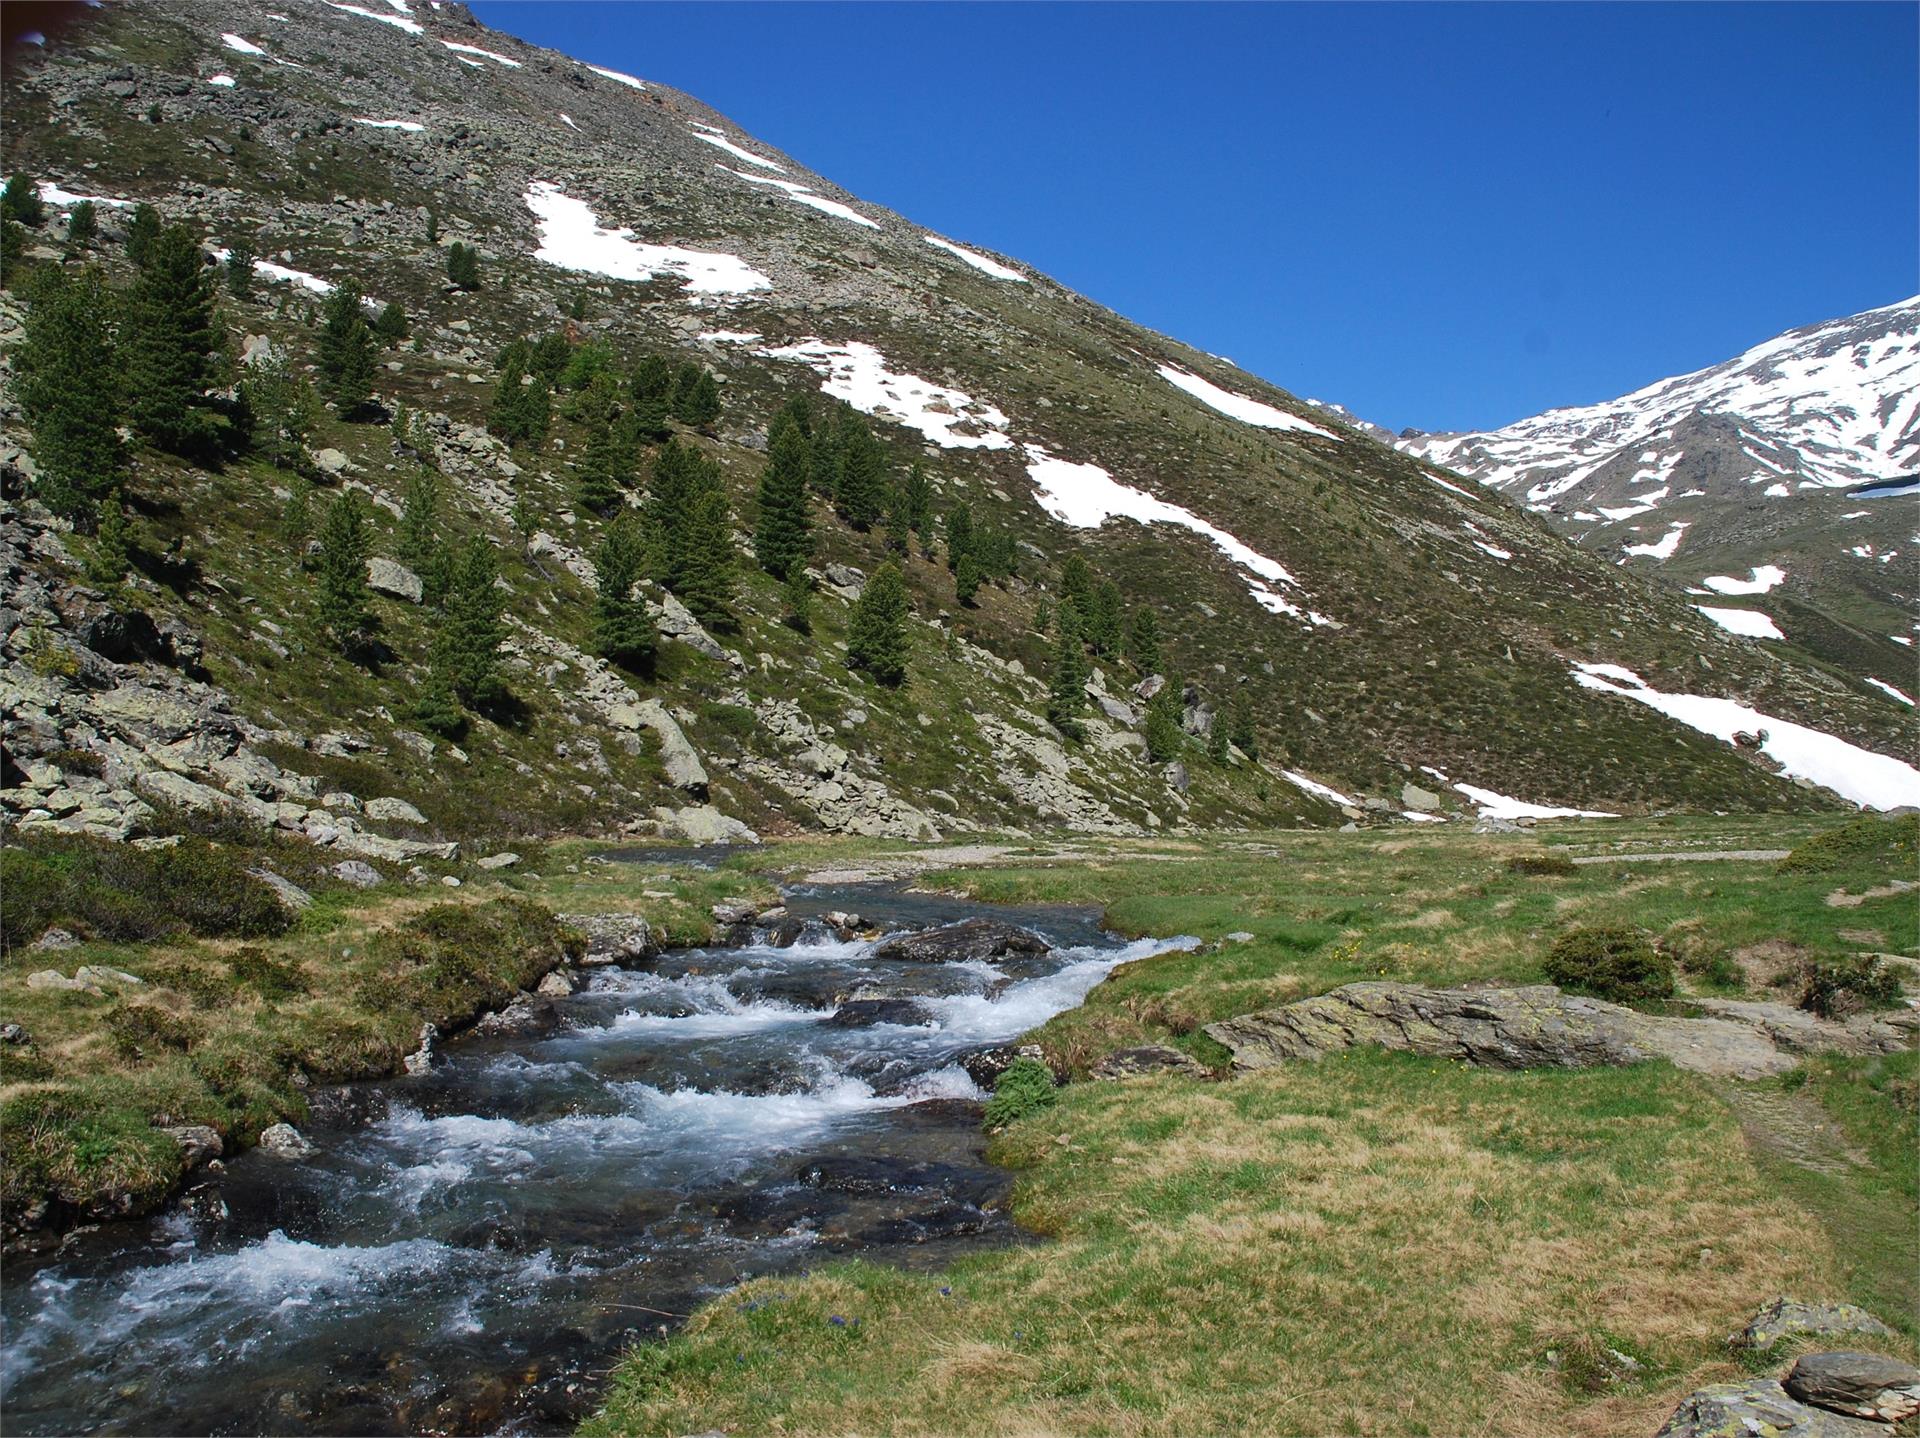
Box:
[1392,299,1919,691]
[1,0,1915,859]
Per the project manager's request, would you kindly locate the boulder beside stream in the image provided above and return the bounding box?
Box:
[872,919,1050,965]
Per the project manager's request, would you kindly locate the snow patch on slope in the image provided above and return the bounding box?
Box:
[1281,771,1356,808]
[523,182,770,295]
[441,39,520,66]
[1157,365,1337,439]
[1622,522,1687,561]
[354,118,425,132]
[688,125,782,171]
[586,63,645,90]
[1702,565,1787,595]
[1571,662,1920,810]
[924,236,1026,282]
[755,341,1013,451]
[1864,677,1915,707]
[718,167,877,228]
[1694,606,1784,640]
[324,1,423,33]
[1452,783,1616,821]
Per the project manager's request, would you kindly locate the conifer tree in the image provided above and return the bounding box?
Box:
[646,440,734,627]
[1206,702,1231,765]
[445,240,480,290]
[1144,675,1185,763]
[573,372,631,514]
[1227,691,1257,760]
[955,551,982,607]
[0,175,43,227]
[372,301,408,343]
[1046,607,1090,740]
[901,463,934,542]
[87,492,132,585]
[281,481,314,548]
[316,490,375,655]
[510,488,539,558]
[629,355,674,441]
[225,239,254,297]
[783,567,814,634]
[673,366,721,429]
[17,266,123,526]
[668,362,701,419]
[944,501,974,572]
[243,352,319,468]
[846,560,909,686]
[1034,598,1052,634]
[559,340,616,398]
[774,391,813,440]
[835,414,887,530]
[316,281,377,418]
[1059,554,1095,632]
[753,414,812,579]
[64,201,96,254]
[592,510,655,671]
[487,350,550,448]
[531,332,572,385]
[397,469,440,575]
[411,671,465,739]
[124,203,161,266]
[123,224,223,454]
[1127,605,1161,674]
[1088,580,1124,659]
[0,219,27,290]
[439,535,505,705]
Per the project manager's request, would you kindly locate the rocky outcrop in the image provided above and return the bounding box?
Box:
[1090,1044,1210,1080]
[1655,1380,1886,1437]
[825,998,933,1028]
[739,697,940,840]
[365,557,423,603]
[1733,1299,1900,1354]
[565,912,661,966]
[612,698,708,795]
[873,919,1049,965]
[1202,982,1918,1080]
[1784,1353,1920,1424]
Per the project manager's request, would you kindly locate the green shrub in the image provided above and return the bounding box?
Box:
[1791,956,1902,1019]
[983,1057,1057,1130]
[1776,814,1919,875]
[1542,925,1674,1003]
[0,834,292,950]
[226,946,308,1001]
[1506,853,1577,876]
[106,1003,202,1063]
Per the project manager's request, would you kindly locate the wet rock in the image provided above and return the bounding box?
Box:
[962,1042,1050,1088]
[1734,1298,1900,1353]
[402,1023,437,1075]
[764,917,808,948]
[1655,1380,1886,1437]
[710,900,758,925]
[873,919,1050,965]
[473,994,561,1036]
[826,998,934,1028]
[1090,1044,1209,1080]
[330,859,384,888]
[257,1123,314,1158]
[305,1086,390,1130]
[163,1125,223,1168]
[854,1204,994,1246]
[566,913,659,966]
[535,969,574,998]
[1784,1352,1920,1423]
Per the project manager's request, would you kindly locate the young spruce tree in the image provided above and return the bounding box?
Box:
[752,414,813,579]
[438,535,505,706]
[316,490,375,656]
[846,561,910,686]
[16,266,122,526]
[1127,605,1162,674]
[592,511,655,672]
[1046,606,1091,740]
[123,224,223,455]
[316,282,378,418]
[1144,675,1186,763]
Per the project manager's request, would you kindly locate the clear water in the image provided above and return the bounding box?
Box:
[0,885,1193,1435]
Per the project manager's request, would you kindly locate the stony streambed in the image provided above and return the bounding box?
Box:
[0,885,1191,1435]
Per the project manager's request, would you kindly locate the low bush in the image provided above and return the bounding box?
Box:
[1542,925,1674,1003]
[106,1003,202,1064]
[1788,956,1902,1019]
[982,1057,1056,1130]
[1776,814,1919,875]
[1507,853,1577,876]
[1661,935,1744,992]
[226,946,308,1001]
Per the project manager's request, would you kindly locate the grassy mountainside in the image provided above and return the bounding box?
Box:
[0,0,1912,867]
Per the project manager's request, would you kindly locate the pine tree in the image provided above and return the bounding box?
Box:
[445,240,480,290]
[531,332,572,385]
[397,469,439,574]
[1046,607,1090,740]
[243,353,318,468]
[1059,554,1095,631]
[410,671,466,739]
[87,492,132,585]
[64,201,97,254]
[16,266,122,526]
[846,560,910,686]
[901,463,934,542]
[315,281,377,418]
[628,355,674,441]
[1206,701,1231,765]
[592,511,655,672]
[668,362,701,420]
[510,488,538,557]
[439,535,504,705]
[955,551,982,607]
[0,219,27,290]
[1,175,43,227]
[646,440,735,627]
[1227,691,1257,760]
[944,501,974,572]
[677,367,721,429]
[124,203,161,266]
[372,301,408,343]
[1144,676,1185,763]
[281,481,314,548]
[123,224,223,455]
[753,414,813,579]
[559,340,616,397]
[1088,580,1124,659]
[487,351,550,448]
[835,413,887,530]
[316,490,375,655]
[573,373,630,513]
[224,239,254,298]
[1034,598,1052,634]
[774,391,813,440]
[782,567,814,633]
[1127,605,1161,674]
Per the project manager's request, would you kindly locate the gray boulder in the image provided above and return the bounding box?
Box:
[657,804,756,844]
[1091,1045,1210,1080]
[1656,1381,1885,1437]
[1401,782,1441,812]
[825,998,933,1028]
[476,851,520,870]
[535,969,575,997]
[364,796,427,824]
[32,928,79,951]
[365,558,423,603]
[163,1125,223,1168]
[1784,1353,1920,1423]
[613,699,707,794]
[26,970,102,995]
[73,964,142,988]
[873,919,1050,965]
[257,1123,314,1158]
[248,867,314,911]
[566,913,659,966]
[329,859,384,889]
[1734,1298,1900,1353]
[310,447,352,476]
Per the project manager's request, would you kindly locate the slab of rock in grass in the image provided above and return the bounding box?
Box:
[1655,1379,1886,1437]
[1733,1298,1899,1353]
[365,558,423,603]
[1091,1045,1210,1080]
[1784,1352,1920,1423]
[330,859,384,889]
[248,867,314,911]
[364,796,427,825]
[872,919,1050,965]
[1201,981,1882,1079]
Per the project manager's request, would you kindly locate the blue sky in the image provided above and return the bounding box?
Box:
[474,2,1917,434]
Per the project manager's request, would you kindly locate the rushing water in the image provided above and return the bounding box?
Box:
[1,885,1193,1436]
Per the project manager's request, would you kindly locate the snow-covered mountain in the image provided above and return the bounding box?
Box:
[1391,300,1918,678]
[1397,297,1919,509]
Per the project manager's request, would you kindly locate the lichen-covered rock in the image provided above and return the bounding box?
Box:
[257,1123,314,1158]
[163,1125,223,1168]
[873,919,1050,965]
[1733,1298,1901,1354]
[364,796,427,825]
[1784,1352,1920,1423]
[365,558,423,603]
[1655,1380,1886,1437]
[1091,1044,1210,1080]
